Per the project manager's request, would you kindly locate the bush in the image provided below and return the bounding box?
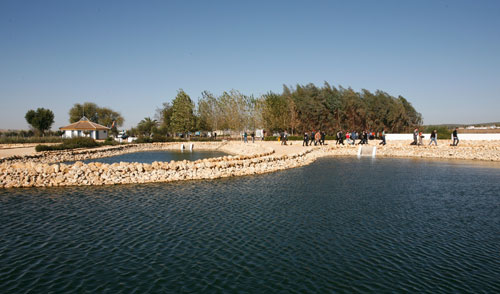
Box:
[35,144,57,152]
[0,136,64,144]
[35,137,98,152]
[423,126,452,140]
[135,137,153,143]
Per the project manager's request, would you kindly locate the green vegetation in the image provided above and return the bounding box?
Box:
[135,117,158,137]
[35,137,120,152]
[0,136,63,144]
[140,82,422,138]
[25,108,55,136]
[69,102,124,136]
[260,83,422,134]
[423,126,452,140]
[169,90,197,134]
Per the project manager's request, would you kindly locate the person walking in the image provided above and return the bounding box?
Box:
[321,131,326,145]
[452,128,459,146]
[418,131,423,146]
[411,128,418,145]
[338,130,344,145]
[357,131,364,145]
[429,129,437,146]
[303,132,309,146]
[283,130,288,145]
[244,131,248,143]
[314,131,321,146]
[379,129,386,145]
[251,132,255,143]
[311,130,316,146]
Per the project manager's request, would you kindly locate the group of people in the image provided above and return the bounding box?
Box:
[336,130,385,146]
[243,131,256,143]
[300,130,387,146]
[411,128,459,146]
[302,131,326,146]
[276,127,461,147]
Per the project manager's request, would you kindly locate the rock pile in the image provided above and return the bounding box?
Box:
[0,149,319,188]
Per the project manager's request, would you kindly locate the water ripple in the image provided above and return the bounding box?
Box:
[0,158,499,293]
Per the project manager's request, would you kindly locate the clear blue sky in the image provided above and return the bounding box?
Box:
[1,0,499,130]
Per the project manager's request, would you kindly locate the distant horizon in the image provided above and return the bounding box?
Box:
[1,0,499,130]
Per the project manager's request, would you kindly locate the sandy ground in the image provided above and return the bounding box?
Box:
[0,147,36,158]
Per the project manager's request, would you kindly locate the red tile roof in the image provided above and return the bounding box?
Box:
[59,117,110,131]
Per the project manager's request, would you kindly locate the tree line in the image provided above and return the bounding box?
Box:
[21,82,422,138]
[132,82,422,137]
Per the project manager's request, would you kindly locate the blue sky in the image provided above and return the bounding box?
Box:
[1,0,499,130]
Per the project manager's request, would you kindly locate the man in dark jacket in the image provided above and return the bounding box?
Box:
[452,128,459,146]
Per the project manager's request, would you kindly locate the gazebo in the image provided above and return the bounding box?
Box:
[59,116,110,139]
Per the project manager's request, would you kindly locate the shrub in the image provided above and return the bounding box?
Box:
[423,126,452,140]
[35,144,57,152]
[35,137,98,152]
[135,137,153,143]
[0,136,64,144]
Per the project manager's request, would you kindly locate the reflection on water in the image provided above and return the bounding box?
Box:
[0,158,499,293]
[65,150,227,165]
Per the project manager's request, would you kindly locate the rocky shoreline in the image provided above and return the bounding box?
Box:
[0,140,499,188]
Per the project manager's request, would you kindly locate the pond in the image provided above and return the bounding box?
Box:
[65,150,228,165]
[0,158,499,293]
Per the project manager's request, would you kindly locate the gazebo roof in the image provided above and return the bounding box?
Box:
[59,116,110,131]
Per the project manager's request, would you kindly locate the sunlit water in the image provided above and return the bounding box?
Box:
[0,158,499,293]
[65,150,227,165]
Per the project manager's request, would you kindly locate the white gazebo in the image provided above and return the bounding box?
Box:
[59,116,110,139]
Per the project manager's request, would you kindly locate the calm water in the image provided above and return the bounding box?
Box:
[0,158,499,293]
[65,150,227,165]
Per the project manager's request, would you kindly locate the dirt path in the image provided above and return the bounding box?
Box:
[0,147,36,158]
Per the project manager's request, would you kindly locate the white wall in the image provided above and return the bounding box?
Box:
[97,130,108,139]
[386,133,500,141]
[62,130,109,139]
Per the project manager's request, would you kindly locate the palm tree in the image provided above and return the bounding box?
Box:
[137,117,158,137]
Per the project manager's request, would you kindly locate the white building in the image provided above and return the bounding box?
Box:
[59,116,110,140]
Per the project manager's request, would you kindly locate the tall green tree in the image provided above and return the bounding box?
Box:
[69,102,124,127]
[170,90,196,135]
[25,108,55,136]
[259,92,289,132]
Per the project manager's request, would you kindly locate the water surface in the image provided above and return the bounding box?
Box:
[0,158,499,293]
[65,150,227,165]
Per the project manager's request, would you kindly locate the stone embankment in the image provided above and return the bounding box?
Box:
[0,140,499,189]
[374,140,500,161]
[0,147,317,188]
